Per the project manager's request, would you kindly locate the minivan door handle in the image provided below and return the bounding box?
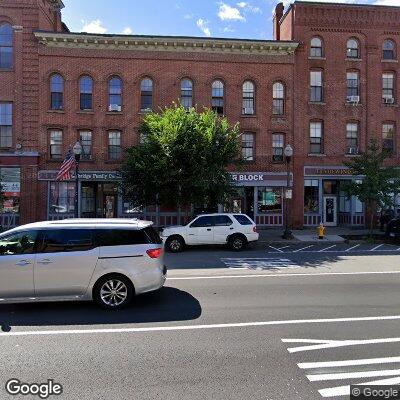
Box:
[38,259,53,265]
[16,260,31,266]
[207,228,212,231]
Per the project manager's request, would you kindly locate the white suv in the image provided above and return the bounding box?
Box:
[161,213,259,252]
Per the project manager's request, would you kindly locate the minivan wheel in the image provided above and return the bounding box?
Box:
[166,236,184,253]
[94,275,134,310]
[229,235,246,251]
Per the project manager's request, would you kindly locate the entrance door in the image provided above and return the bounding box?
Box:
[104,195,117,218]
[323,196,337,226]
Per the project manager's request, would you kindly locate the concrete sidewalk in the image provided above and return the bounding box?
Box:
[257,227,383,244]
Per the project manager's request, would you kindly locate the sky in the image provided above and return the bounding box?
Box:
[61,0,399,40]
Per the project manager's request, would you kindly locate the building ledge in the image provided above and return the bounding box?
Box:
[34,31,299,56]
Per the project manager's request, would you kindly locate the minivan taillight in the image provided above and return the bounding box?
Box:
[253,226,257,233]
[146,248,163,259]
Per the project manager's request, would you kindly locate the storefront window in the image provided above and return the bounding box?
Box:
[0,168,20,213]
[355,179,363,213]
[339,191,351,213]
[304,179,319,213]
[257,187,282,213]
[49,182,75,214]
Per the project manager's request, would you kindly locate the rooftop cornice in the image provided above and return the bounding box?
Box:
[34,31,299,56]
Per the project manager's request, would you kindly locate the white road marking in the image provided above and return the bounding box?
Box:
[168,270,400,280]
[283,337,400,353]
[1,315,400,338]
[319,245,336,252]
[319,377,400,398]
[345,244,360,252]
[293,245,313,252]
[298,356,400,369]
[308,368,400,382]
[221,258,300,270]
[371,244,384,251]
[268,245,283,252]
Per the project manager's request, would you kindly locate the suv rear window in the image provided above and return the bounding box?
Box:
[95,229,148,247]
[233,214,253,225]
[143,226,162,244]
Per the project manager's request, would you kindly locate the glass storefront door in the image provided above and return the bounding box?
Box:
[323,196,337,226]
[81,182,118,218]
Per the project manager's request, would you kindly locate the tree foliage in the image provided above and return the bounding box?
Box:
[343,139,400,232]
[121,105,241,209]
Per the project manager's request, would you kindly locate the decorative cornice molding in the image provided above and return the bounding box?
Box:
[34,32,299,56]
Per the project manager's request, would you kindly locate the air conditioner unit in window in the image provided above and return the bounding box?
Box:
[243,107,254,115]
[346,96,360,103]
[109,104,122,112]
[383,96,395,104]
[347,147,359,155]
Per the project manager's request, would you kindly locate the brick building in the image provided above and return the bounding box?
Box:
[0,0,399,229]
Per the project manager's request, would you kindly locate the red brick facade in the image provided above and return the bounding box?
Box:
[0,0,399,229]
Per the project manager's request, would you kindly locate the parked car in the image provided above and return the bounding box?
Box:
[161,213,259,252]
[386,217,400,242]
[0,219,166,310]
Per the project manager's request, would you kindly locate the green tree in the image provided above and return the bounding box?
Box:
[121,105,241,222]
[343,139,400,234]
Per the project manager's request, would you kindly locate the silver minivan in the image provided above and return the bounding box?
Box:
[0,219,166,310]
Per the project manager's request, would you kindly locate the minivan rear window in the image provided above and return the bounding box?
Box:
[40,229,93,253]
[233,214,253,225]
[95,229,148,247]
[143,226,162,244]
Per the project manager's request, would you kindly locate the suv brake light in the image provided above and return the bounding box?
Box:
[146,248,163,259]
[253,226,257,233]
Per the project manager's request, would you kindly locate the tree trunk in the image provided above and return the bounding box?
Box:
[369,203,374,237]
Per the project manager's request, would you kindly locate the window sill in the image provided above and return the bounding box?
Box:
[308,101,326,106]
[77,110,95,114]
[382,59,398,63]
[308,57,326,60]
[139,110,153,115]
[308,153,326,157]
[47,158,63,163]
[79,159,95,163]
[241,114,257,118]
[106,111,123,115]
[346,58,362,62]
[0,68,14,72]
[48,110,65,114]
[345,153,360,157]
[382,102,398,107]
[345,102,362,106]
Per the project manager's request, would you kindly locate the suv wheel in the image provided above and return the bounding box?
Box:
[94,275,134,310]
[229,235,246,251]
[166,236,185,253]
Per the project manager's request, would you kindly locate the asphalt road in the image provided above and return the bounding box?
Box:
[0,247,400,400]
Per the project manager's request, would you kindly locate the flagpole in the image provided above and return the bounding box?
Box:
[73,142,83,219]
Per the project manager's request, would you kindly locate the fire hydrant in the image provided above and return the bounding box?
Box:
[318,223,326,240]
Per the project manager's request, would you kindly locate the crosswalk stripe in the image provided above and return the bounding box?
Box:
[307,368,400,382]
[298,356,400,369]
[319,376,400,398]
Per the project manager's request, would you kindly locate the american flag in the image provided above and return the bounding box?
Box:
[56,149,75,181]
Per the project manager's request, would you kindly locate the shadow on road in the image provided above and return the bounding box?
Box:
[0,287,201,331]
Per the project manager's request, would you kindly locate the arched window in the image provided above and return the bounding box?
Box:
[383,39,396,60]
[140,78,153,111]
[310,37,323,58]
[50,74,64,110]
[79,75,93,110]
[347,38,359,59]
[212,80,224,115]
[109,76,122,111]
[0,23,13,69]
[242,81,255,115]
[272,82,285,115]
[181,79,193,109]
